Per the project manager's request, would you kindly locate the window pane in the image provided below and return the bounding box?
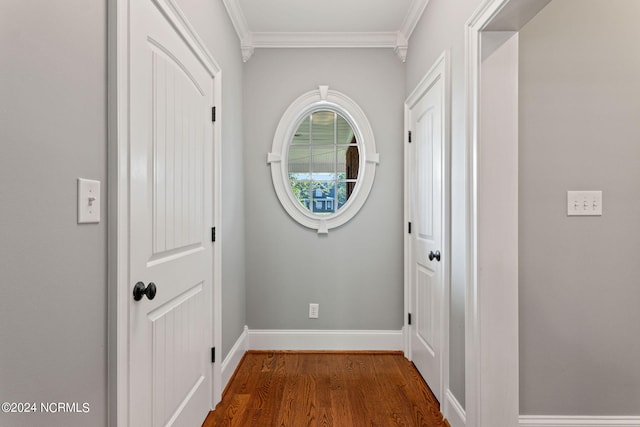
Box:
[336,145,359,178]
[289,176,310,209]
[311,111,335,145]
[338,180,357,209]
[311,181,336,214]
[337,113,355,145]
[311,146,334,175]
[288,145,310,174]
[285,108,362,216]
[292,115,311,144]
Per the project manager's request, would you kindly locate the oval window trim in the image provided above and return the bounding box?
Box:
[268,86,379,234]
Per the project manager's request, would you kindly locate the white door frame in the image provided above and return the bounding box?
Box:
[107,0,224,425]
[465,1,551,426]
[403,50,451,407]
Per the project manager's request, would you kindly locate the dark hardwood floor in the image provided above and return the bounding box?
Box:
[203,351,451,427]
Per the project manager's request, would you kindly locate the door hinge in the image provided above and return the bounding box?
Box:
[408,222,412,234]
[408,130,412,143]
[211,347,216,363]
[408,313,412,325]
[211,227,216,242]
[212,106,216,122]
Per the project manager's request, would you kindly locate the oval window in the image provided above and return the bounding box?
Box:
[268,86,379,234]
[288,111,360,215]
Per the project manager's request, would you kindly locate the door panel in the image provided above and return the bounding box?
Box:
[151,46,206,256]
[409,75,444,402]
[129,0,214,425]
[151,283,205,426]
[416,109,434,241]
[416,266,436,357]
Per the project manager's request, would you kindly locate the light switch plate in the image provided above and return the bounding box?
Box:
[78,178,101,223]
[567,191,602,216]
[309,303,319,319]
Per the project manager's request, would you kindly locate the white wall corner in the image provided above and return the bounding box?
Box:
[220,326,249,392]
[394,32,409,62]
[443,389,466,427]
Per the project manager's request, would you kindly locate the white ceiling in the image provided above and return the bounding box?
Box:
[222,0,430,62]
[240,0,413,33]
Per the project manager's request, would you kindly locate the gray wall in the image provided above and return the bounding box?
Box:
[0,1,245,426]
[0,1,107,426]
[406,0,484,408]
[243,49,405,330]
[519,0,640,415]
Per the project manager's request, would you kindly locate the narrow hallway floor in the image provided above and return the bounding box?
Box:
[203,351,450,427]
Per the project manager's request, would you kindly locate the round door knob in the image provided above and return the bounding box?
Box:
[428,251,441,262]
[133,282,157,301]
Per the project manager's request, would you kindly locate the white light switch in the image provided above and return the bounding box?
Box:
[78,178,101,223]
[567,191,602,216]
[309,303,319,319]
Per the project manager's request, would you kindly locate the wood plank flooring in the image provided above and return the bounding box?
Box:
[203,351,451,427]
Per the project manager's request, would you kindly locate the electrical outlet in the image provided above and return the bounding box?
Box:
[309,303,319,319]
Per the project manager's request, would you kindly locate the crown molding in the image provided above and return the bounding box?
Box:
[252,31,409,62]
[221,0,250,40]
[400,0,430,40]
[252,31,398,48]
[221,0,428,62]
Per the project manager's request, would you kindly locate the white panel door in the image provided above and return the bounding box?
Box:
[129,0,214,425]
[409,75,444,402]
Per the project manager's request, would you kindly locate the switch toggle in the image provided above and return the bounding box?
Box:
[567,191,602,216]
[78,178,101,223]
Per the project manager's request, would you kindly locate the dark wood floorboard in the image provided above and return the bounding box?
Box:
[203,351,451,427]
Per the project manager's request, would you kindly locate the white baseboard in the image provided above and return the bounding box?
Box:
[221,328,402,388]
[519,416,640,427]
[220,325,248,390]
[247,329,403,351]
[443,389,466,427]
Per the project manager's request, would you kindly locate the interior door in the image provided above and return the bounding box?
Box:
[409,74,444,402]
[129,0,214,425]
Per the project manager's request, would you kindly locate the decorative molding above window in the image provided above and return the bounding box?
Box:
[221,0,429,62]
[268,86,379,234]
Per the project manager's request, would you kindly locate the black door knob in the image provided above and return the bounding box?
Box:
[133,282,157,301]
[428,251,441,262]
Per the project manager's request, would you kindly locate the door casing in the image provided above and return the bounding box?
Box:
[465,1,552,426]
[107,0,224,425]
